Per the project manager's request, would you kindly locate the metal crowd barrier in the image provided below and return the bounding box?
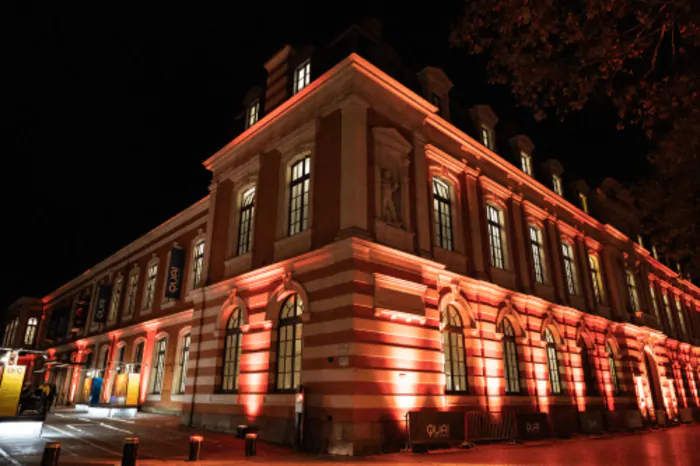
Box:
[465,411,516,442]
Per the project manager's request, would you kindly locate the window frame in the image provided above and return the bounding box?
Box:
[552,174,563,196]
[561,242,578,295]
[107,276,123,324]
[24,317,38,346]
[176,332,191,394]
[480,126,494,150]
[275,294,304,392]
[143,260,159,311]
[579,193,589,213]
[662,292,676,335]
[625,271,640,313]
[432,177,454,251]
[579,344,599,396]
[520,151,533,176]
[675,297,688,339]
[245,99,260,129]
[123,268,139,319]
[606,342,620,395]
[486,204,506,269]
[237,187,256,256]
[544,329,562,395]
[191,240,206,290]
[528,225,546,284]
[441,305,468,394]
[151,337,167,394]
[292,60,311,94]
[501,319,521,395]
[588,255,604,305]
[221,307,244,393]
[287,155,311,236]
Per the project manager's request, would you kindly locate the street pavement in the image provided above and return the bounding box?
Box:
[0,409,697,465]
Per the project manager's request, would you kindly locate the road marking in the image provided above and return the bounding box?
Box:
[44,425,122,457]
[108,417,135,424]
[99,422,133,434]
[78,417,92,422]
[0,446,21,466]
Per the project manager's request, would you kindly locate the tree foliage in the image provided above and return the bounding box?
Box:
[453,0,700,278]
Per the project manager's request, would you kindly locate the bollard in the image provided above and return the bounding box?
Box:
[189,435,203,461]
[122,437,139,466]
[41,442,61,466]
[244,433,257,457]
[236,424,248,438]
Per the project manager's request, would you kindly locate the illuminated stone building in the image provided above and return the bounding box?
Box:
[4,23,700,454]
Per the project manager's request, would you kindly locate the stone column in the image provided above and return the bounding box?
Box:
[574,237,594,312]
[200,181,219,286]
[465,167,486,279]
[509,195,531,293]
[545,219,566,304]
[339,94,370,235]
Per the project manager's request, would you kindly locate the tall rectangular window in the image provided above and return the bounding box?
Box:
[237,187,255,255]
[480,126,493,150]
[192,241,205,288]
[293,60,311,94]
[486,205,505,269]
[529,226,545,284]
[134,341,144,374]
[649,285,661,323]
[663,293,676,334]
[625,271,640,313]
[552,174,563,196]
[432,178,453,251]
[144,263,158,309]
[675,298,688,339]
[152,338,167,394]
[178,333,191,394]
[288,156,310,236]
[579,193,589,213]
[108,278,122,323]
[588,255,604,304]
[562,243,577,295]
[245,100,260,128]
[24,318,38,346]
[520,152,533,176]
[124,272,139,317]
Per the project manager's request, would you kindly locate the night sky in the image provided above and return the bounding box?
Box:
[4,1,651,312]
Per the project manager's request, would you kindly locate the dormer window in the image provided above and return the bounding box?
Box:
[579,193,589,213]
[552,174,563,196]
[520,152,533,176]
[245,100,260,128]
[481,126,494,150]
[431,93,442,115]
[293,60,311,94]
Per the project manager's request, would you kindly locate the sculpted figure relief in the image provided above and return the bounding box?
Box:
[381,169,400,225]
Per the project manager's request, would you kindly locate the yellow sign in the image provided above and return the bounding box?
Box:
[126,374,140,406]
[81,378,93,404]
[113,374,128,403]
[0,365,26,416]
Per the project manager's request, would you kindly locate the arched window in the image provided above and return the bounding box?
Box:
[579,344,598,396]
[501,318,521,394]
[276,294,303,391]
[681,365,695,407]
[588,255,604,304]
[545,329,562,395]
[24,317,38,346]
[133,340,145,374]
[433,178,454,251]
[151,337,167,394]
[176,333,191,394]
[528,225,546,284]
[441,305,467,393]
[221,308,243,392]
[606,342,619,395]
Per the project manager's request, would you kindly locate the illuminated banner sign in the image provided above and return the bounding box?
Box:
[73,293,92,328]
[164,247,186,299]
[408,411,465,445]
[93,285,111,324]
[0,365,26,416]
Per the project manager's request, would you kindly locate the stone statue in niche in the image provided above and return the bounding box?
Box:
[381,169,401,225]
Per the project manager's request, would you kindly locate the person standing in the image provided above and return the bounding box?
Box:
[47,383,57,412]
[40,382,51,414]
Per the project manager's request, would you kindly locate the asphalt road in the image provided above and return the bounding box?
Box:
[0,409,697,465]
